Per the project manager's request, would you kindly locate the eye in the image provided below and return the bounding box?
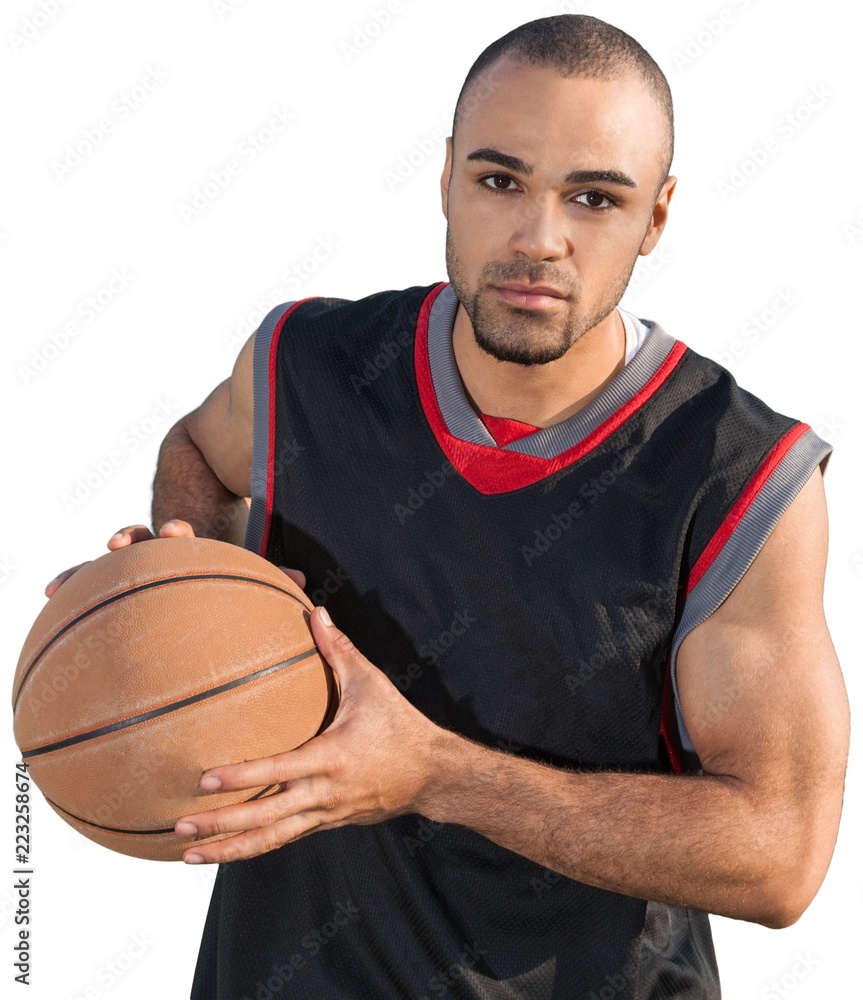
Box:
[480,173,519,193]
[575,190,614,210]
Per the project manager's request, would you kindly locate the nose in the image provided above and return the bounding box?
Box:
[508,195,572,263]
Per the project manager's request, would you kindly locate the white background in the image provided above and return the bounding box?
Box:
[1,0,861,997]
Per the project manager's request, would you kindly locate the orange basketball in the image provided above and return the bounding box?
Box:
[11,537,337,862]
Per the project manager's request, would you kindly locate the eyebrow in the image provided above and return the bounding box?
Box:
[465,147,637,189]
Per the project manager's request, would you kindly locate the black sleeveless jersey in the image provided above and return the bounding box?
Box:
[190,282,831,1000]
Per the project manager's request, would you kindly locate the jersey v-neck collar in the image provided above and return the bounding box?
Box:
[414,282,688,495]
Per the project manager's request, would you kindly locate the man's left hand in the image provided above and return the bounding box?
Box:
[175,604,447,864]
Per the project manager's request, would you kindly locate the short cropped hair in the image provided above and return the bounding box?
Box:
[453,15,674,184]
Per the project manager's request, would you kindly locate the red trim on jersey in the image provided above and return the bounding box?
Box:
[414,283,688,495]
[260,299,316,558]
[478,412,541,445]
[659,653,684,775]
[685,422,810,595]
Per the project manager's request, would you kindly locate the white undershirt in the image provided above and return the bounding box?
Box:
[619,307,651,366]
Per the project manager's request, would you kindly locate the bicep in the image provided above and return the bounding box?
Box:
[183,330,256,498]
[677,468,849,875]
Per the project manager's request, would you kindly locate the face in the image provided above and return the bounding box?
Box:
[441,58,675,366]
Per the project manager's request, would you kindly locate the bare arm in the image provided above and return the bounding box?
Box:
[173,469,848,929]
[416,467,849,927]
[151,328,256,543]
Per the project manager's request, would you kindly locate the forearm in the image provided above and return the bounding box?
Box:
[419,731,798,927]
[151,420,249,545]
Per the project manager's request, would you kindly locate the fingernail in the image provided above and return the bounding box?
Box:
[200,775,221,790]
[175,822,197,836]
[109,531,124,542]
[318,606,333,627]
[184,853,205,865]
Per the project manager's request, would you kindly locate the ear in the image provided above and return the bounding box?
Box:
[440,136,453,219]
[640,175,677,256]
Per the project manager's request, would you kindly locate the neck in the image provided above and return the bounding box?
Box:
[451,305,627,429]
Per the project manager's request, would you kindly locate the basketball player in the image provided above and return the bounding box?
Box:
[47,16,849,999]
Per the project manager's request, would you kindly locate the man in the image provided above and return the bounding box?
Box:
[47,14,849,999]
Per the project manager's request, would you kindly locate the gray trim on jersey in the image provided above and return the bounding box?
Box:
[669,427,833,759]
[427,283,677,459]
[244,301,297,555]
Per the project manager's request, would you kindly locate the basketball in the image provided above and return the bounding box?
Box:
[11,537,337,862]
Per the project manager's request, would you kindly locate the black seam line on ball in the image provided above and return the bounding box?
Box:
[13,572,311,712]
[45,784,280,835]
[21,646,318,759]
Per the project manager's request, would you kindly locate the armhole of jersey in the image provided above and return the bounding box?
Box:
[244,300,299,556]
[668,423,833,772]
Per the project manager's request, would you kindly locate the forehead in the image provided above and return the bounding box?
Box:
[457,57,665,181]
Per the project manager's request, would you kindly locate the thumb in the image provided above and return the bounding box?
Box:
[309,606,369,687]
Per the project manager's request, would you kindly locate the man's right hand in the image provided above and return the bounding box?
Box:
[44,519,197,598]
[44,518,306,597]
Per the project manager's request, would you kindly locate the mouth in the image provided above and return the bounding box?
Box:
[492,283,569,310]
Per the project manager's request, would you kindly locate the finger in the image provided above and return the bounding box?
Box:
[158,519,196,538]
[278,566,306,589]
[182,813,322,865]
[197,739,333,794]
[107,525,155,549]
[175,778,326,839]
[44,561,92,598]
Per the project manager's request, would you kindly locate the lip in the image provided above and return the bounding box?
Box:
[493,283,569,309]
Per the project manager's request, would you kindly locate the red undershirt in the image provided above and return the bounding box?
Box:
[477,412,541,446]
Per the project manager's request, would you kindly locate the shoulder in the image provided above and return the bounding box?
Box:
[279,283,443,329]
